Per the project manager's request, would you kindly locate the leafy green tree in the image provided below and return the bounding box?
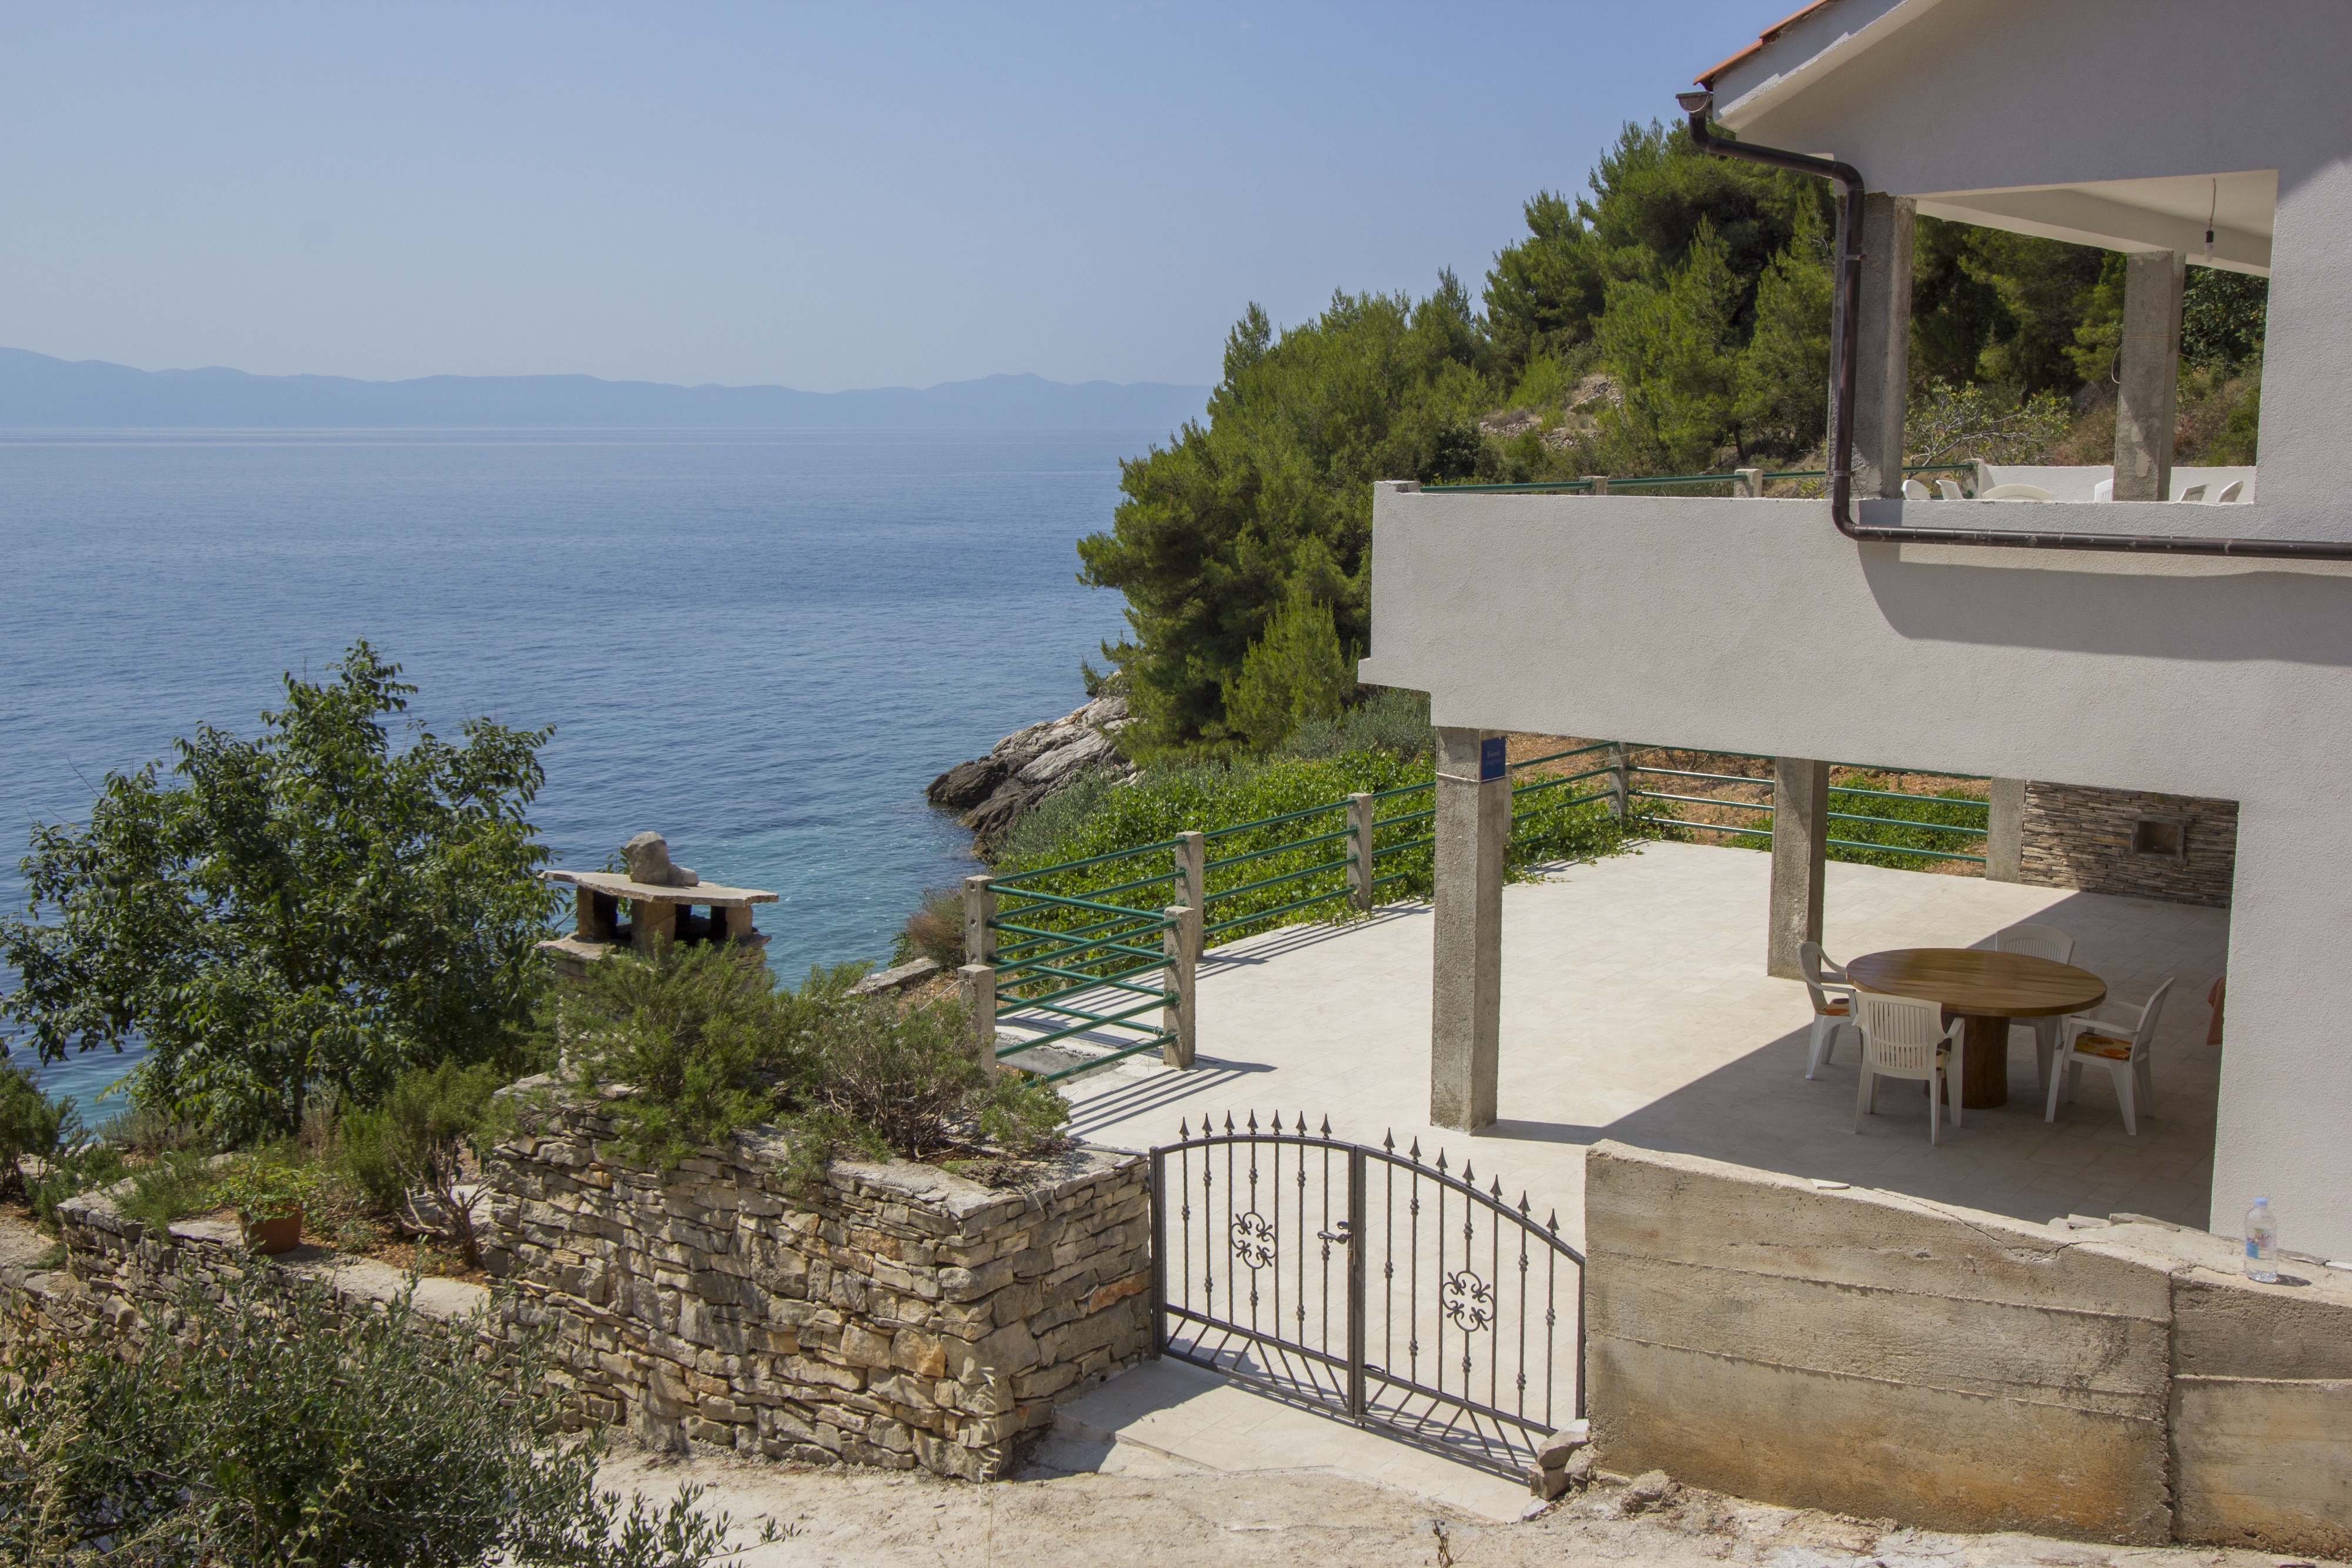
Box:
[1218,591,1355,753]
[1,643,558,1139]
[1078,279,1490,750]
[1596,222,1748,470]
[2181,268,2269,367]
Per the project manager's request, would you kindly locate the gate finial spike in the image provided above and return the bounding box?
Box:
[1384,1129,1395,1152]
[1224,1112,1234,1133]
[1320,1115,1332,1136]
[1408,1138,1421,1162]
[1491,1176,1504,1200]
[1178,1117,1188,1139]
[1247,1109,1258,1132]
[1519,1192,1532,1217]
[1548,1210,1561,1233]
[1462,1159,1474,1183]
[1436,1149,1448,1174]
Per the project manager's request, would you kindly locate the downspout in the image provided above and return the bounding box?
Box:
[1676,91,2352,563]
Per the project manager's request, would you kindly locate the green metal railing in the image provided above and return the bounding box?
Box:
[1625,761,1990,865]
[977,743,1990,1078]
[1424,463,1975,496]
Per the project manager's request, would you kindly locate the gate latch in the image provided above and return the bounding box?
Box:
[1316,1221,1354,1245]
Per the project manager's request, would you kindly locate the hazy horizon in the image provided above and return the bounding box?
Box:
[2,2,1795,393]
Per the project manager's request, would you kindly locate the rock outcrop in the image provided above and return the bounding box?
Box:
[927,694,1135,850]
[622,831,699,888]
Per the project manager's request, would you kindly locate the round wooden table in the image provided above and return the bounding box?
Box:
[1845,948,2106,1109]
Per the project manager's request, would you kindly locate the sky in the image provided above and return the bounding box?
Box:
[0,2,1796,392]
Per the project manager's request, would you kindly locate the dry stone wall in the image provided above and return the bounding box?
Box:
[480,1079,1152,1481]
[2019,781,2239,907]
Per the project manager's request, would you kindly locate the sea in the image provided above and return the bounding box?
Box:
[1,427,1147,1117]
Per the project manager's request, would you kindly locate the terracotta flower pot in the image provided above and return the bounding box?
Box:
[246,1208,303,1255]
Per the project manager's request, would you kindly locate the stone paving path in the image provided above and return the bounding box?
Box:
[1036,841,2229,1250]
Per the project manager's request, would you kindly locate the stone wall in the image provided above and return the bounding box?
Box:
[480,1081,1152,1481]
[2,1185,490,1350]
[2020,781,2238,907]
[1585,1141,2352,1553]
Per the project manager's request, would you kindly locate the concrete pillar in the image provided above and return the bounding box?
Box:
[1345,794,1375,912]
[2115,250,2186,502]
[1986,778,2026,882]
[1733,467,1765,498]
[1607,743,1630,820]
[1172,832,1206,957]
[961,874,996,967]
[1161,905,1198,1068]
[1766,758,1831,979]
[1852,194,1917,501]
[1583,476,1609,495]
[1431,727,1508,1130]
[576,887,617,942]
[957,962,997,1068]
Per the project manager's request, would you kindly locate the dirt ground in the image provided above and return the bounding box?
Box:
[600,1435,2333,1568]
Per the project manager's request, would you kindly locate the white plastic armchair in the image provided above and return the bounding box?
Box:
[1852,993,1966,1144]
[2047,977,2175,1135]
[1994,922,2076,1090]
[1936,479,1966,500]
[2213,479,2244,503]
[1799,940,1856,1079]
[1902,478,1932,499]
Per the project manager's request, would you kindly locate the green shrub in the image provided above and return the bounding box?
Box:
[210,1151,318,1224]
[0,1064,69,1203]
[1218,591,1354,753]
[336,1060,503,1263]
[111,1150,215,1233]
[0,1263,771,1567]
[1275,686,1434,761]
[889,885,967,969]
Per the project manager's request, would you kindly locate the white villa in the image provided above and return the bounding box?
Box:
[1357,0,2352,1259]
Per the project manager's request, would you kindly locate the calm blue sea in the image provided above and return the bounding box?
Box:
[0,429,1147,1116]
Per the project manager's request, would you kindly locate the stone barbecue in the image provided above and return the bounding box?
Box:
[538,831,776,977]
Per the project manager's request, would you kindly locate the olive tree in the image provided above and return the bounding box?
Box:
[1,642,558,1138]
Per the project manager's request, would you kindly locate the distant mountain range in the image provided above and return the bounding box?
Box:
[0,347,1210,430]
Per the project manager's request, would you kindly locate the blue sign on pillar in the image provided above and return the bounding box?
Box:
[1479,736,1507,782]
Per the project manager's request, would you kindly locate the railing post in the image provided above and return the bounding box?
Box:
[1346,793,1375,912]
[1161,905,1198,1069]
[1174,831,1206,959]
[1345,1143,1367,1416]
[1607,744,1630,821]
[958,962,997,1069]
[1733,466,1765,498]
[961,874,995,967]
[1582,474,1609,496]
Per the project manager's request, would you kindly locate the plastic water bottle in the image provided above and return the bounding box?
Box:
[2244,1197,2279,1283]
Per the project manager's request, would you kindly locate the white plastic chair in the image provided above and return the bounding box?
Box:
[1979,483,2054,501]
[2213,479,2244,503]
[2046,978,2174,1135]
[2179,483,2209,503]
[1993,922,2076,1090]
[1799,940,1856,1079]
[1936,479,1966,500]
[1853,993,1966,1144]
[2092,477,2114,502]
[1902,478,1932,499]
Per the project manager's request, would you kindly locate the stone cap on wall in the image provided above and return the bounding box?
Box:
[495,1072,1140,1225]
[542,868,779,907]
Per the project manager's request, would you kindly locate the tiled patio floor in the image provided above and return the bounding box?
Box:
[1020,840,2229,1251]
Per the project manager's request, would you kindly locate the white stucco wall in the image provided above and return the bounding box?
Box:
[1357,487,2352,1256]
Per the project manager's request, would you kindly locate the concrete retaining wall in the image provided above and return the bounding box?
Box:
[1585,1141,2352,1550]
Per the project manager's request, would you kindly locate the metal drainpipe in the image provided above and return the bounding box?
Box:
[1676,90,2352,563]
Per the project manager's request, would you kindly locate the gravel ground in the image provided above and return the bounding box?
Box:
[600,1436,2334,1568]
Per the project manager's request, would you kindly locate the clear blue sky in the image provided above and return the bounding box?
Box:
[1,2,1791,392]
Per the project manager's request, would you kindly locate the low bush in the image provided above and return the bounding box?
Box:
[0,1263,770,1567]
[542,946,1063,1182]
[890,885,967,969]
[0,1064,69,1203]
[338,1059,504,1264]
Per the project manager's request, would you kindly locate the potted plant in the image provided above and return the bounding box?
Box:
[213,1156,318,1255]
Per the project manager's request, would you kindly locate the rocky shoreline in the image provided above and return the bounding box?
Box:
[926,694,1135,853]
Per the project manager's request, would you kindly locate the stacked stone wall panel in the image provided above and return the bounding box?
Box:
[2019,781,2238,908]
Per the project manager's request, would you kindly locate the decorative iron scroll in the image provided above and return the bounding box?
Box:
[1231,1211,1275,1271]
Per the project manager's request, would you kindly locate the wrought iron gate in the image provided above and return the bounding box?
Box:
[1149,1114,1584,1477]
